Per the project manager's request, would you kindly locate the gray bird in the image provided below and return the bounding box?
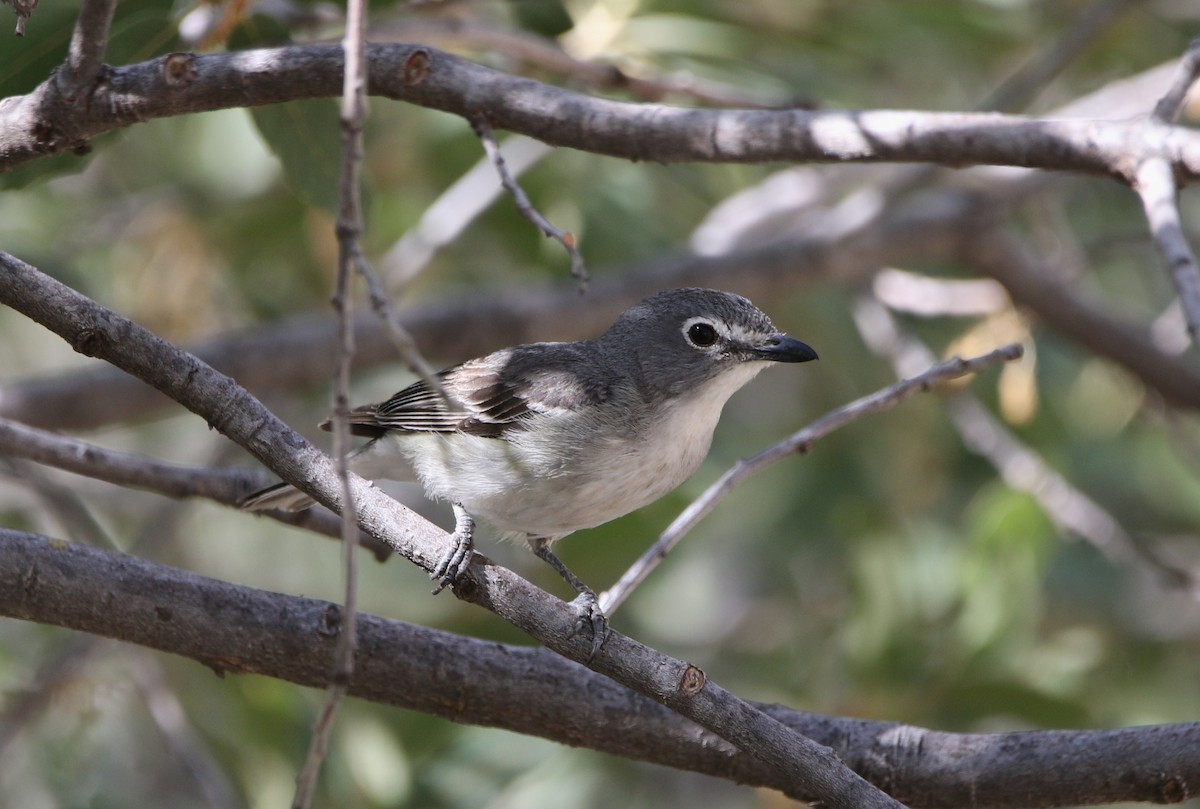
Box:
[242,287,817,654]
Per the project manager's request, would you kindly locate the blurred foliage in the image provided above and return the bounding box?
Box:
[2,1,1200,808]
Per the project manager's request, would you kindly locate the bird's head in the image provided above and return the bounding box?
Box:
[600,288,818,397]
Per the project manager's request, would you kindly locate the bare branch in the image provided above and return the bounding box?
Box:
[470,114,588,287]
[601,343,1024,615]
[2,528,1197,809]
[381,134,551,291]
[1134,157,1200,344]
[5,43,1200,180]
[1152,36,1200,124]
[3,0,37,35]
[0,416,395,559]
[354,256,451,406]
[293,0,372,800]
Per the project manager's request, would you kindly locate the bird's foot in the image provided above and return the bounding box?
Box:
[431,504,475,595]
[569,589,610,662]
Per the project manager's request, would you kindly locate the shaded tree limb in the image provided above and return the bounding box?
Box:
[961,221,1200,408]
[7,186,1199,436]
[0,528,1195,809]
[0,416,394,560]
[0,202,957,430]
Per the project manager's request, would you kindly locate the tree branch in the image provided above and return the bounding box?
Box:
[292,0,372,799]
[1,528,1195,809]
[1134,157,1200,344]
[470,113,588,286]
[1152,36,1200,124]
[4,43,1200,180]
[0,414,395,560]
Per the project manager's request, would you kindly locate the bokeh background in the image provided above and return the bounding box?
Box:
[2,1,1199,807]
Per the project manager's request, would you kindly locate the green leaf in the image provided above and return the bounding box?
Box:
[249,98,344,215]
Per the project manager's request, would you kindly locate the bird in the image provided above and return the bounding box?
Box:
[242,287,818,656]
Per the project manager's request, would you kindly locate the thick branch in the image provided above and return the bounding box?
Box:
[0,529,1195,809]
[3,42,1200,180]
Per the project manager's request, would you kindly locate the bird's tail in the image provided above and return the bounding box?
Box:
[239,481,317,512]
[239,436,414,513]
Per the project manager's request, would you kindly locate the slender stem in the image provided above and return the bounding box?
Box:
[470,114,589,287]
[292,0,370,803]
[1152,36,1200,124]
[1134,157,1200,345]
[600,343,1024,615]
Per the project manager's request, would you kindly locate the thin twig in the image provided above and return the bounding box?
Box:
[293,0,370,803]
[1,458,115,549]
[470,114,589,288]
[4,0,37,35]
[381,134,551,292]
[981,0,1138,113]
[128,653,241,809]
[56,0,118,101]
[600,342,1024,615]
[1134,157,1200,345]
[0,415,394,559]
[354,254,452,407]
[1152,36,1200,123]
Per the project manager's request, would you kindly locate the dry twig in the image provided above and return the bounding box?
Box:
[601,343,1024,615]
[470,114,589,287]
[292,0,370,802]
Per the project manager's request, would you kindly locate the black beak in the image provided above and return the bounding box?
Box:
[753,334,819,363]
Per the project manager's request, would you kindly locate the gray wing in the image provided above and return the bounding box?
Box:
[322,346,612,440]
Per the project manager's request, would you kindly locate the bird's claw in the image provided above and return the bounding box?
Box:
[430,539,472,594]
[570,590,610,661]
[431,504,475,594]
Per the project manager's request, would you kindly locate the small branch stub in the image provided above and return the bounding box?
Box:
[163,53,198,87]
[680,664,706,696]
[403,48,430,86]
[6,0,38,35]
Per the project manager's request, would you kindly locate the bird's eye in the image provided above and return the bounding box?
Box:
[686,322,718,347]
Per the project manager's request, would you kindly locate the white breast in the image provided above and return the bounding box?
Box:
[410,360,771,542]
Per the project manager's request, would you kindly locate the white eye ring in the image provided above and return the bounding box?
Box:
[682,317,721,348]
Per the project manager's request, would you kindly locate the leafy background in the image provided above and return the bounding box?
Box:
[1,1,1199,807]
